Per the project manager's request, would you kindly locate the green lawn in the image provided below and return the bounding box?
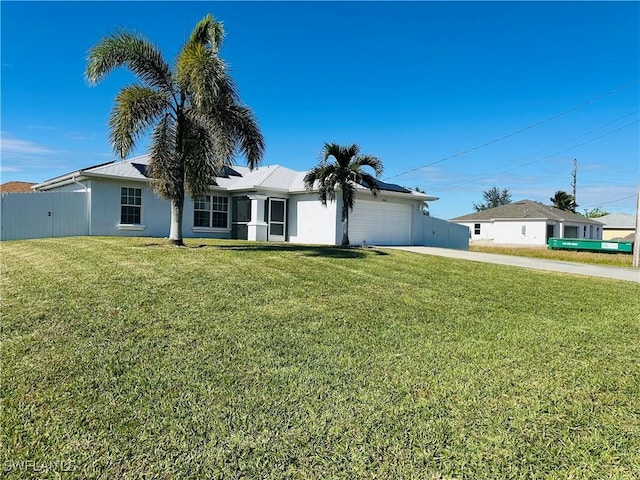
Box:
[469,244,634,268]
[2,237,639,479]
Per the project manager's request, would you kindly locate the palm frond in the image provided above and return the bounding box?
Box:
[86,32,173,91]
[224,104,265,170]
[357,172,380,198]
[352,154,383,177]
[311,143,384,216]
[176,42,238,109]
[183,119,221,197]
[108,84,170,158]
[188,14,225,51]
[148,114,181,199]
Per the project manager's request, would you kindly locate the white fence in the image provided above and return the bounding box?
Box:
[420,215,469,250]
[1,192,89,241]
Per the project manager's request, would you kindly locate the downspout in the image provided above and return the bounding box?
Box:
[72,175,91,236]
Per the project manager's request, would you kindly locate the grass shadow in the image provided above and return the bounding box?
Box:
[214,243,388,258]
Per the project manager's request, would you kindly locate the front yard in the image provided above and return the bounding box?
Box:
[2,237,639,479]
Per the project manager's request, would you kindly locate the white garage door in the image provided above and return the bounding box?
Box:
[349,200,412,245]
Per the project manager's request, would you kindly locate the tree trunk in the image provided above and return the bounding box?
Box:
[341,209,350,246]
[169,197,185,246]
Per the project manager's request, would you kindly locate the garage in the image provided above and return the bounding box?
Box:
[349,200,412,245]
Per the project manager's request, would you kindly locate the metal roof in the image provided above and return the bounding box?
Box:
[34,154,436,201]
[597,212,636,229]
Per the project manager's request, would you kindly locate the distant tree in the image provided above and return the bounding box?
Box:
[583,206,609,218]
[413,186,430,215]
[550,191,577,213]
[473,187,512,211]
[304,143,383,246]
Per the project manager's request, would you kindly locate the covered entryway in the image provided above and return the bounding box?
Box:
[349,200,411,245]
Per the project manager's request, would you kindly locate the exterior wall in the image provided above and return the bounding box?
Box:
[457,220,547,246]
[492,220,547,245]
[28,176,450,247]
[603,228,635,240]
[89,180,170,237]
[458,221,493,242]
[44,181,89,192]
[89,180,232,239]
[1,191,89,240]
[287,193,338,245]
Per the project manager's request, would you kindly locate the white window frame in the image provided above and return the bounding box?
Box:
[193,195,230,232]
[118,187,144,229]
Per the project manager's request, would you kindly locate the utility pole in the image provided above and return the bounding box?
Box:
[633,182,639,269]
[571,158,577,208]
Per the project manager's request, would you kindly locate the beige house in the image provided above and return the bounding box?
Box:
[598,213,636,241]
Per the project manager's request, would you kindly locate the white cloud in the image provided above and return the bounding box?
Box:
[1,132,57,155]
[66,131,96,141]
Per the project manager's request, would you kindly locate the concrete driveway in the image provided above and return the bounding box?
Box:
[385,246,640,283]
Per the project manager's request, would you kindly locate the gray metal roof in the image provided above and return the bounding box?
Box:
[35,154,435,201]
[451,199,604,224]
[597,212,636,229]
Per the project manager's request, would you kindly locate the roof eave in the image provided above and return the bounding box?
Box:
[34,172,86,190]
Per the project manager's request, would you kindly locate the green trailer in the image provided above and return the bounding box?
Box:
[548,237,633,253]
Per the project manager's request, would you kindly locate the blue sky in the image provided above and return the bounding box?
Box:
[2,1,638,219]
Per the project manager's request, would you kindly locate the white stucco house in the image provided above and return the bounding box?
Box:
[11,154,468,248]
[451,199,604,246]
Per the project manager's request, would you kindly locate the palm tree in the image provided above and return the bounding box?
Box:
[550,190,577,213]
[304,143,383,246]
[85,14,264,245]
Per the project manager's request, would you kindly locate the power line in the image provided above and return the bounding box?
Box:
[582,194,637,209]
[384,79,639,181]
[434,116,639,191]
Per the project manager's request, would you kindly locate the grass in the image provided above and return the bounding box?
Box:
[2,237,640,479]
[469,243,634,268]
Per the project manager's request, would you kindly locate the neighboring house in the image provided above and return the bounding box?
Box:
[597,213,636,241]
[12,154,468,248]
[0,181,36,193]
[451,199,604,246]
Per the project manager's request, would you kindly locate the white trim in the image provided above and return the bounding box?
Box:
[118,224,146,231]
[192,227,231,233]
[193,194,230,230]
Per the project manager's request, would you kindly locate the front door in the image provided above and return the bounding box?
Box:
[232,196,251,240]
[268,198,286,242]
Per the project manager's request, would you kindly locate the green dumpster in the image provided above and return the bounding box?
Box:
[548,237,633,253]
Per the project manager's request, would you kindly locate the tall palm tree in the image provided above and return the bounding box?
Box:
[550,190,577,213]
[85,14,264,245]
[304,143,383,246]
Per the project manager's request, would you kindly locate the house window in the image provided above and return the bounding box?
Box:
[583,225,587,237]
[474,223,481,235]
[194,195,229,228]
[121,187,141,224]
